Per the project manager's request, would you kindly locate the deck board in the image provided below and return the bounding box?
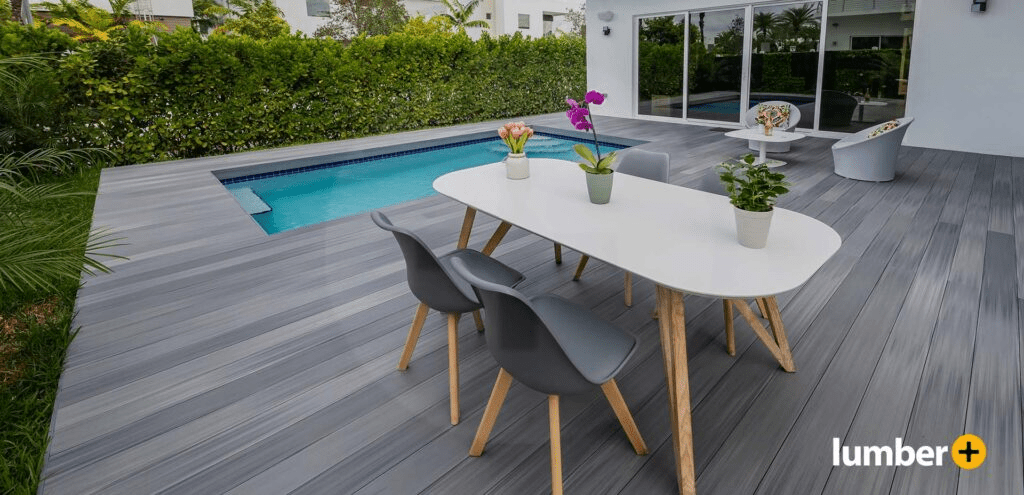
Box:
[40,114,1024,495]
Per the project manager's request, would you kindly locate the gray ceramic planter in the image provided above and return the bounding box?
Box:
[585,171,613,204]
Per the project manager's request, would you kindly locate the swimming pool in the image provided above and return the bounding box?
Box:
[220,131,637,234]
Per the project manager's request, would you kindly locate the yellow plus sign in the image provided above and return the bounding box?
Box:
[951,434,986,470]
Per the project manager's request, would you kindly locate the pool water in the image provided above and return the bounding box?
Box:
[223,134,628,234]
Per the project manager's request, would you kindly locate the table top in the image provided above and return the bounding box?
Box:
[433,159,841,299]
[725,128,806,144]
[858,100,888,107]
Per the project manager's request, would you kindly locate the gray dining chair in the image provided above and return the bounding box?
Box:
[450,258,647,495]
[573,149,670,306]
[371,210,525,425]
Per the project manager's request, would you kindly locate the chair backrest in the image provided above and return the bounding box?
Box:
[370,210,477,313]
[616,149,670,183]
[743,101,801,130]
[450,258,596,396]
[820,90,859,126]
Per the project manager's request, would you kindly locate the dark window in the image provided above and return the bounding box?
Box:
[305,0,329,17]
[543,14,553,21]
[486,13,491,20]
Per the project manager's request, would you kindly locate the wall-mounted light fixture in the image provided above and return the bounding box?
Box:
[597,11,614,22]
[602,26,611,36]
[971,0,987,12]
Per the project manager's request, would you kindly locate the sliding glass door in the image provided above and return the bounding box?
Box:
[635,0,915,133]
[748,2,822,129]
[637,15,687,119]
[686,8,746,124]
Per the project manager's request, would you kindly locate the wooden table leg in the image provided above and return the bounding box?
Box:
[481,221,512,256]
[458,207,476,249]
[656,286,696,495]
[729,298,796,372]
[723,299,735,356]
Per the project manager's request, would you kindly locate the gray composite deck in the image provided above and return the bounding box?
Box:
[40,114,1024,495]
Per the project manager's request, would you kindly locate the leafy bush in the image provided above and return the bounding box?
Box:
[57,29,585,165]
[0,21,76,57]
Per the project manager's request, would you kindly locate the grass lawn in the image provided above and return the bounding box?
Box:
[0,166,102,495]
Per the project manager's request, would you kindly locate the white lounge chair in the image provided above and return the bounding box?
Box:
[743,101,802,153]
[832,117,914,182]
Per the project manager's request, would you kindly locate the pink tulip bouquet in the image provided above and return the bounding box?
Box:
[498,122,534,154]
[566,90,617,174]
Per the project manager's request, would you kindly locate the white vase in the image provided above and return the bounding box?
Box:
[733,207,773,249]
[759,123,773,136]
[505,152,529,179]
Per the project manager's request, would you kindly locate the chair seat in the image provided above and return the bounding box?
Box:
[529,294,637,385]
[440,249,525,305]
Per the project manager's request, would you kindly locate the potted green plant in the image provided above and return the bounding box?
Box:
[498,121,534,179]
[566,90,617,204]
[716,154,791,248]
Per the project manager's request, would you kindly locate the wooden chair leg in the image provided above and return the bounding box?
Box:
[553,243,563,264]
[470,368,513,456]
[549,395,563,495]
[601,380,648,455]
[573,255,590,281]
[472,310,484,332]
[723,299,735,356]
[623,272,633,307]
[448,313,462,425]
[397,303,429,370]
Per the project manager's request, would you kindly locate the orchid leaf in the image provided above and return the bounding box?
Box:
[573,143,596,165]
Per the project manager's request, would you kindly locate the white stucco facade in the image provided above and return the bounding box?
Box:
[586,0,1024,157]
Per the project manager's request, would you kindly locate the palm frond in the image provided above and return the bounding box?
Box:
[0,148,111,181]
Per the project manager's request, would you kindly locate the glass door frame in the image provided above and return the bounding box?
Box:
[633,0,828,132]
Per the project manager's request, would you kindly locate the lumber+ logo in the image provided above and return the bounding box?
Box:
[832,435,986,469]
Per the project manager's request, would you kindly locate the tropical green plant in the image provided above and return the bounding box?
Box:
[438,0,488,30]
[192,0,231,33]
[218,0,290,39]
[564,2,584,37]
[400,15,453,37]
[0,55,119,295]
[38,0,161,41]
[1,0,13,21]
[313,0,407,40]
[716,154,790,212]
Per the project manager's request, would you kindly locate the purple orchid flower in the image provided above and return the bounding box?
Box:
[564,90,609,168]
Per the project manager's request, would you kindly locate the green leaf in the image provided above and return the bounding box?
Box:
[573,143,596,165]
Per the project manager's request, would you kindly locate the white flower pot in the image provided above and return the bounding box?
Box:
[505,153,529,179]
[733,207,773,248]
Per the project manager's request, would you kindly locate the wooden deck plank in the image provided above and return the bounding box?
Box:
[957,232,1023,495]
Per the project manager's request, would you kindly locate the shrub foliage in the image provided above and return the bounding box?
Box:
[51,28,585,166]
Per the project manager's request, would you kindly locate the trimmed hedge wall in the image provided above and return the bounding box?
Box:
[53,28,585,165]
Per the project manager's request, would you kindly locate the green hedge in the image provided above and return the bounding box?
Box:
[54,28,585,165]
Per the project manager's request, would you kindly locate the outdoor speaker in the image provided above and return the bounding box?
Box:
[972,0,986,12]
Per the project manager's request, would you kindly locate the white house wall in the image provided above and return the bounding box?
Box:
[904,1,1024,157]
[586,0,1024,157]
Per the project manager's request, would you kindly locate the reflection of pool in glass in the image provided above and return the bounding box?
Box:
[687,98,814,115]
